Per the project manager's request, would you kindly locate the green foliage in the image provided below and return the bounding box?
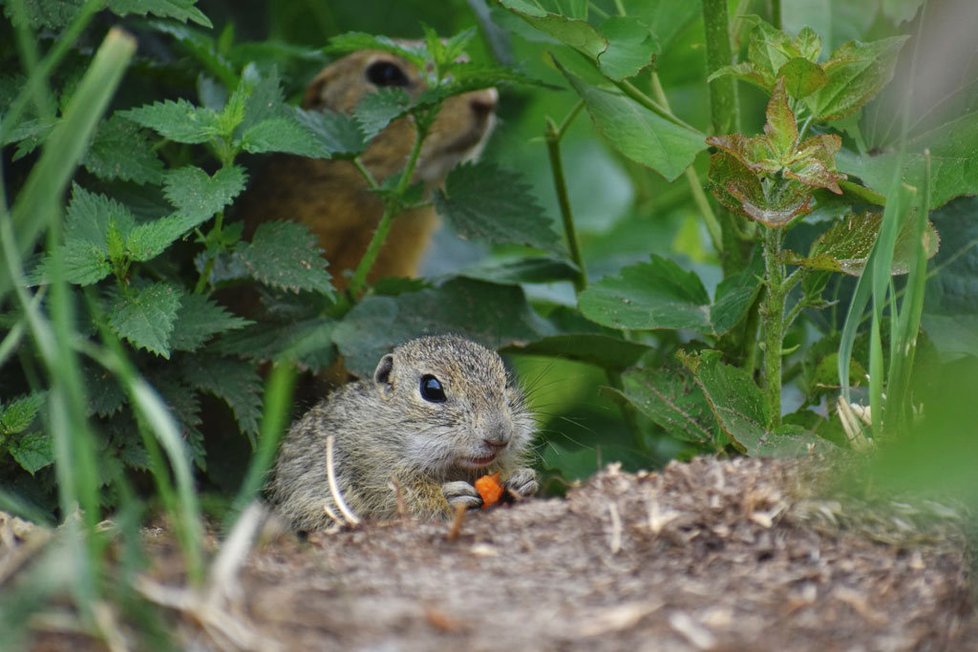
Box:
[2,2,977,639]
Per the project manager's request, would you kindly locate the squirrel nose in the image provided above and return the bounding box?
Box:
[483,420,511,449]
[469,88,498,119]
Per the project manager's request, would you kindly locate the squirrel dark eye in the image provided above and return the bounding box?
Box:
[365,60,410,88]
[419,374,446,403]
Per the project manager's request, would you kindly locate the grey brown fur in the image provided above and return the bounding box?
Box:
[269,335,537,530]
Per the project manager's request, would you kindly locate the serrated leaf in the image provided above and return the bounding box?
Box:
[291,107,367,158]
[597,16,659,81]
[789,211,940,276]
[706,151,814,227]
[236,221,334,295]
[125,213,210,263]
[9,431,53,475]
[151,371,205,469]
[327,32,427,68]
[106,0,210,27]
[681,350,766,451]
[180,354,262,440]
[333,278,551,377]
[163,164,247,222]
[0,392,45,435]
[459,256,580,285]
[240,115,324,157]
[83,364,126,417]
[435,161,561,253]
[354,88,411,141]
[498,0,607,59]
[215,317,336,370]
[121,99,220,144]
[4,0,82,29]
[807,36,908,121]
[711,254,764,334]
[578,255,712,332]
[65,184,135,246]
[619,366,717,447]
[83,115,165,185]
[778,57,828,99]
[838,112,978,210]
[556,58,706,181]
[108,282,183,358]
[170,293,251,352]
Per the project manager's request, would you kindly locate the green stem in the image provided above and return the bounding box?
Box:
[612,79,699,132]
[545,113,587,292]
[762,227,785,428]
[649,73,723,254]
[703,0,740,135]
[347,115,429,297]
[768,0,782,29]
[840,180,887,207]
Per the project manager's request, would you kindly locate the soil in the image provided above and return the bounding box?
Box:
[5,456,977,651]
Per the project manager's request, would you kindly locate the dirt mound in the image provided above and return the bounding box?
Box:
[242,457,975,651]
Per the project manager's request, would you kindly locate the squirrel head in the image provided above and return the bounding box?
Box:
[369,335,534,479]
[302,49,497,184]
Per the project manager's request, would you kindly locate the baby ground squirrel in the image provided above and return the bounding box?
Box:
[269,335,538,530]
[239,48,498,289]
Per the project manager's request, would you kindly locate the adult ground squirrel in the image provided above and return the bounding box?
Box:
[269,335,538,530]
[239,48,498,289]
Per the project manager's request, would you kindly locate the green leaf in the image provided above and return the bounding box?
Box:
[240,115,325,157]
[125,213,211,263]
[180,354,262,440]
[291,107,367,158]
[170,294,251,352]
[788,211,940,276]
[838,112,978,210]
[681,350,833,456]
[706,151,813,226]
[0,392,45,436]
[631,0,702,50]
[108,282,183,358]
[711,254,764,334]
[459,256,580,285]
[163,165,247,222]
[9,431,53,475]
[597,16,659,81]
[435,161,562,253]
[807,36,908,121]
[556,58,706,181]
[236,221,334,295]
[777,57,828,99]
[507,334,652,372]
[121,99,221,144]
[333,278,551,377]
[497,0,607,60]
[4,0,82,29]
[354,88,411,141]
[215,317,336,371]
[83,115,165,185]
[618,366,717,447]
[578,255,712,332]
[327,32,427,68]
[106,0,211,27]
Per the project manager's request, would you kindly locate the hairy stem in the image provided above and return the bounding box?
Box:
[761,227,785,428]
[703,0,740,136]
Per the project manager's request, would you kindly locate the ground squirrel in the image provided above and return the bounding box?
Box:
[269,335,538,530]
[239,48,498,289]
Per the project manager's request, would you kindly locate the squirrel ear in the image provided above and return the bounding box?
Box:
[373,353,395,386]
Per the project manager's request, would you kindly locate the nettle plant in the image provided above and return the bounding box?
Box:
[495,2,950,457]
[0,7,558,512]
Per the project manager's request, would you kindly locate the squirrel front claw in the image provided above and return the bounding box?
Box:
[442,480,483,510]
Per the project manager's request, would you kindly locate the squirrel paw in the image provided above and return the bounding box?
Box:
[504,467,539,499]
[442,480,483,510]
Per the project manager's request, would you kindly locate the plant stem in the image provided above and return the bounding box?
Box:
[612,79,699,132]
[768,0,782,29]
[545,111,587,292]
[347,116,428,298]
[702,0,740,136]
[649,73,723,254]
[761,227,786,428]
[840,180,886,207]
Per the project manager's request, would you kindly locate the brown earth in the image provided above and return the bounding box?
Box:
[5,456,977,651]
